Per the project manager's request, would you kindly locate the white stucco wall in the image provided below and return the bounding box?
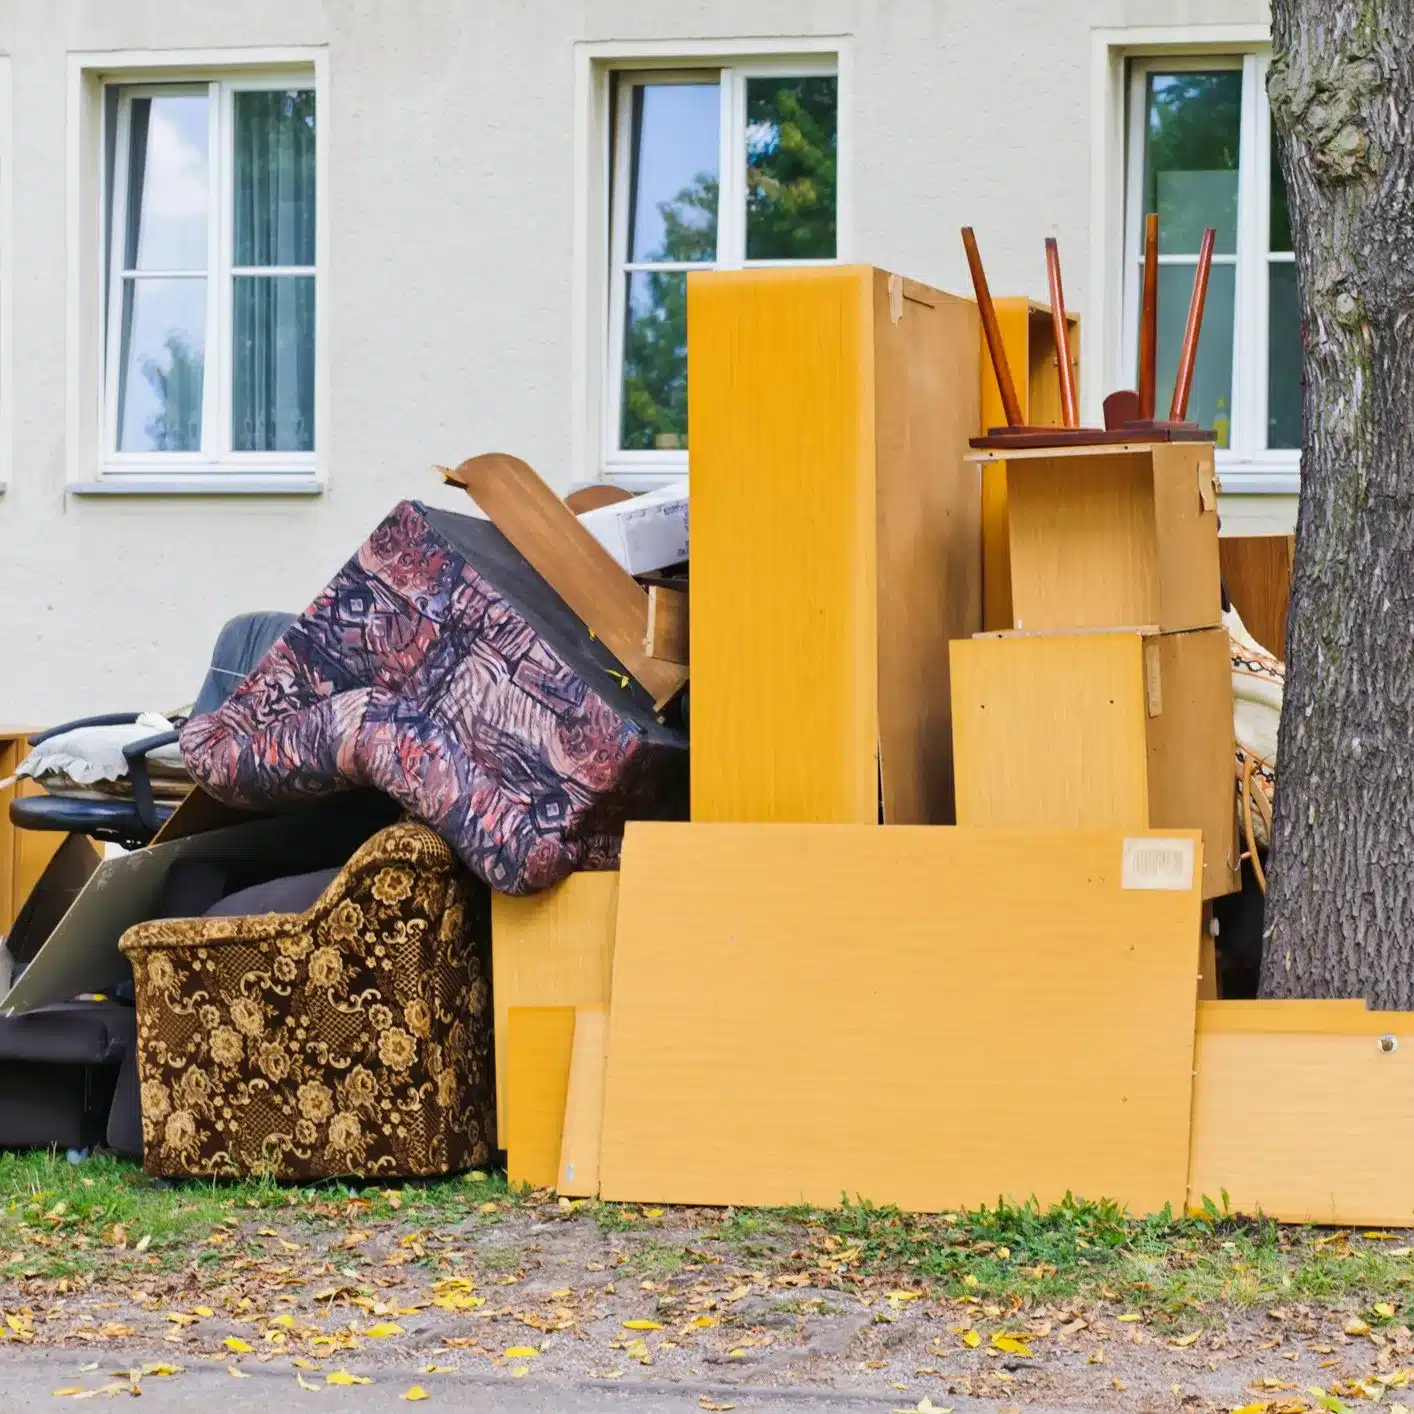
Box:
[0,0,1278,721]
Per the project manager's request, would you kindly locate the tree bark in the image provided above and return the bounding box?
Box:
[1260,2,1414,1005]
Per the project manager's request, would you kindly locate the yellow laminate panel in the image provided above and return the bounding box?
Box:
[1188,1014,1414,1225]
[688,266,878,823]
[491,872,618,1146]
[558,1004,610,1198]
[600,821,1202,1214]
[506,1006,577,1191]
[950,633,1151,830]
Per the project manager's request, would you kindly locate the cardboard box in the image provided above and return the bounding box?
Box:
[577,485,688,575]
[0,793,398,1016]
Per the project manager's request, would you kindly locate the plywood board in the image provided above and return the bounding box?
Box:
[1220,533,1294,661]
[491,872,619,1146]
[871,271,981,824]
[1189,1001,1414,1225]
[1146,628,1239,898]
[951,634,1152,830]
[688,267,879,824]
[559,1005,609,1198]
[600,822,1203,1214]
[506,1007,577,1191]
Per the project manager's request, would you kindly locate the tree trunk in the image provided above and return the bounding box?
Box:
[1260,2,1414,1005]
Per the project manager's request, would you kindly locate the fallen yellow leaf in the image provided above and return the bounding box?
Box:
[990,1334,1031,1356]
[424,1364,456,1373]
[296,1372,320,1391]
[224,1337,253,1354]
[700,1400,737,1413]
[1345,1317,1371,1336]
[403,1387,429,1402]
[1376,1303,1397,1318]
[886,1291,922,1303]
[504,1347,538,1358]
[364,1322,403,1338]
[50,1390,86,1398]
[1171,1331,1201,1347]
[227,1367,250,1379]
[1230,1404,1270,1414]
[643,1208,664,1218]
[692,1316,718,1329]
[1087,1348,1105,1365]
[1117,1313,1142,1323]
[478,1202,499,1214]
[193,1307,215,1319]
[327,1370,372,1386]
[623,1320,663,1331]
[961,1330,981,1349]
[134,1234,152,1253]
[141,1363,182,1377]
[511,1366,529,1378]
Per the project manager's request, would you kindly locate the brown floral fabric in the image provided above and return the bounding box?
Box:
[120,822,494,1180]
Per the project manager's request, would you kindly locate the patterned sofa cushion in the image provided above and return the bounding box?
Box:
[180,501,688,895]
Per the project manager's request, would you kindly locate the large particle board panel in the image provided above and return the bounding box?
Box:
[1220,533,1294,661]
[600,822,1203,1215]
[1188,1001,1414,1225]
[688,265,982,825]
[983,441,1221,634]
[979,299,1081,632]
[950,628,1238,899]
[506,1006,577,1191]
[491,872,618,1146]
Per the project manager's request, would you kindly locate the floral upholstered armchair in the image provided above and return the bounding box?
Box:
[121,822,493,1180]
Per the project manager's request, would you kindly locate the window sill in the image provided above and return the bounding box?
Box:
[69,476,325,497]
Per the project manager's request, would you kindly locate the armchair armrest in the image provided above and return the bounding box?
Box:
[123,730,182,833]
[30,712,144,746]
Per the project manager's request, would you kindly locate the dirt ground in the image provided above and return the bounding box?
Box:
[3,1193,1408,1412]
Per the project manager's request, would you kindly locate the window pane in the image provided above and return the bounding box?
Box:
[124,94,209,271]
[1154,262,1235,447]
[1142,71,1242,254]
[626,83,719,263]
[745,76,838,260]
[620,271,687,451]
[233,275,315,451]
[234,90,316,268]
[1270,128,1293,252]
[1268,262,1301,448]
[116,277,206,452]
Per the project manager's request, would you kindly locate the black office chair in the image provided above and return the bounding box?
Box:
[10,611,295,850]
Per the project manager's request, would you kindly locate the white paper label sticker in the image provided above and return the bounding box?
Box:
[1121,837,1195,891]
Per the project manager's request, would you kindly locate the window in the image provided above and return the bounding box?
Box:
[605,62,839,475]
[101,75,317,475]
[1123,53,1296,464]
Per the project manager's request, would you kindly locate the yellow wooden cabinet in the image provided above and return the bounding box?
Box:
[687,265,982,826]
[950,628,1238,899]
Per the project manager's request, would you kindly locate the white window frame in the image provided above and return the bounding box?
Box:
[66,48,329,495]
[1089,26,1297,495]
[573,38,851,488]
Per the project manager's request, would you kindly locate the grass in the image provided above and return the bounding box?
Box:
[3,1153,1412,1324]
[0,1149,510,1281]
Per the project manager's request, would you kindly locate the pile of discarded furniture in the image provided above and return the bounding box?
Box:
[4,222,1393,1230]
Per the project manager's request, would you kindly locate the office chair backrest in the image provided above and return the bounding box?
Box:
[189,612,296,719]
